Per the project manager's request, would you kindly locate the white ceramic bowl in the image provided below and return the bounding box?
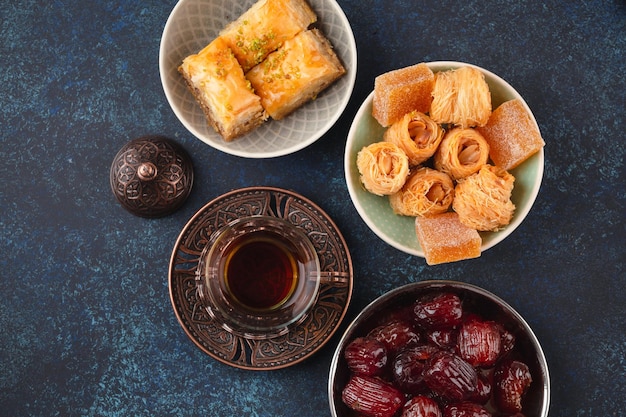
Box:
[344,62,544,257]
[160,0,357,158]
[328,280,550,416]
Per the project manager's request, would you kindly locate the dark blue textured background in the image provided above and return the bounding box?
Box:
[1,0,624,416]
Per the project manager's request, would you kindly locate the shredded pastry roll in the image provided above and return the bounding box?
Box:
[453,165,516,231]
[389,167,454,217]
[357,142,409,196]
[384,111,444,166]
[430,66,492,128]
[434,128,490,180]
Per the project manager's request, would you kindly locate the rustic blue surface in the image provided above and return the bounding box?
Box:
[1,0,624,416]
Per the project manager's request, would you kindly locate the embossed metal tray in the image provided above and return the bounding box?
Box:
[169,186,353,370]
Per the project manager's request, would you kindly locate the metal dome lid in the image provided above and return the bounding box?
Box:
[110,135,194,218]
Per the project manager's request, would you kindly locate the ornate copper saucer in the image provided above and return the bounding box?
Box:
[169,187,353,370]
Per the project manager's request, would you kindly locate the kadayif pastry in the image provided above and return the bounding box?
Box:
[477,99,545,170]
[247,29,346,120]
[389,167,455,217]
[415,212,482,265]
[372,63,435,127]
[178,37,267,141]
[453,164,516,231]
[219,0,317,72]
[434,127,490,180]
[430,66,492,128]
[356,142,410,196]
[383,111,444,166]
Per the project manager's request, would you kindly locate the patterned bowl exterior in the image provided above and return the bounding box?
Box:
[159,0,357,158]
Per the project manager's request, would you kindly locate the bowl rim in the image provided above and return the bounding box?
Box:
[344,61,545,256]
[159,0,358,159]
[327,279,551,417]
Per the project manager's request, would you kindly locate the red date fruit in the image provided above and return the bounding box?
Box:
[442,402,491,417]
[423,351,478,402]
[340,290,536,417]
[402,395,442,417]
[372,304,417,328]
[426,328,458,350]
[342,375,404,417]
[413,293,463,330]
[392,345,440,394]
[345,337,388,376]
[456,319,502,367]
[497,324,516,355]
[494,359,533,413]
[368,320,421,355]
[467,371,492,405]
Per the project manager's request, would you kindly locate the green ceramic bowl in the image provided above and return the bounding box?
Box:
[344,61,544,257]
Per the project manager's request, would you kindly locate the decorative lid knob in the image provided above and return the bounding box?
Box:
[110,135,194,218]
[137,162,158,181]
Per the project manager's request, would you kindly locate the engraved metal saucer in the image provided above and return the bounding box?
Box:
[168,187,353,370]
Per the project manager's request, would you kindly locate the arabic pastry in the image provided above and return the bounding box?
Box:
[356,142,410,196]
[434,127,490,180]
[415,212,481,265]
[178,37,267,141]
[372,63,435,127]
[219,0,317,72]
[477,99,545,170]
[453,164,516,231]
[389,167,454,217]
[430,66,492,128]
[247,29,346,120]
[383,111,444,166]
